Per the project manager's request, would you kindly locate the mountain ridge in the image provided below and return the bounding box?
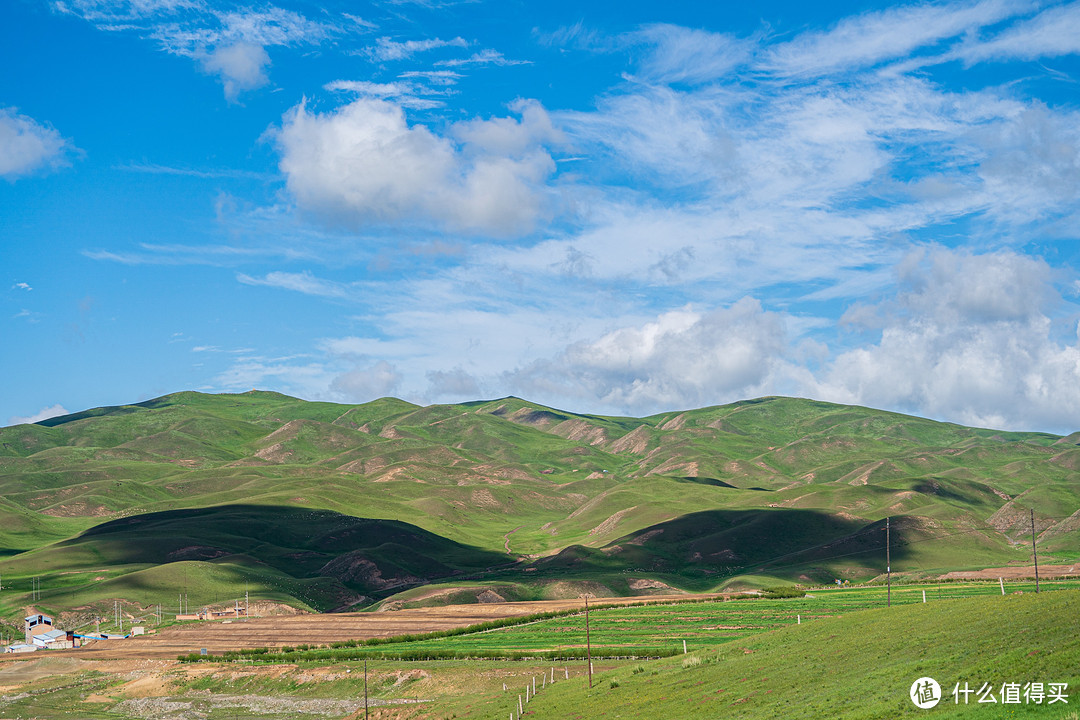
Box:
[0,391,1076,622]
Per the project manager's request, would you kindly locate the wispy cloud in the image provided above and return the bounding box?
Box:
[54,2,339,99]
[951,1,1080,64]
[115,161,273,180]
[83,242,313,266]
[236,270,354,299]
[324,79,448,109]
[759,0,1028,77]
[364,36,468,61]
[434,49,529,67]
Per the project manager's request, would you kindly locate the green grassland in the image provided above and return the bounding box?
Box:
[520,589,1080,720]
[3,586,1075,720]
[0,391,1077,622]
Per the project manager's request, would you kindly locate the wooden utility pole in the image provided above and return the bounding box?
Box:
[585,595,592,689]
[364,659,369,719]
[886,517,891,608]
[1030,509,1040,593]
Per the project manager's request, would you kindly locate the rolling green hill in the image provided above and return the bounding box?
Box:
[0,391,1077,623]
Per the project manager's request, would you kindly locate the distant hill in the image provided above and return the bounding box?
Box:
[0,391,1077,621]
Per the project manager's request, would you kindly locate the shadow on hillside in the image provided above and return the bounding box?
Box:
[59,504,510,594]
[672,476,739,488]
[535,508,914,586]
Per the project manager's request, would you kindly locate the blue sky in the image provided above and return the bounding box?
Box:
[4,0,1080,432]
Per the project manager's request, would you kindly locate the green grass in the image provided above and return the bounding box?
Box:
[3,588,1078,720]
[216,581,1079,664]
[520,589,1080,719]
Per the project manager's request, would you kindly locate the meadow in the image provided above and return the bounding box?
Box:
[3,583,1076,720]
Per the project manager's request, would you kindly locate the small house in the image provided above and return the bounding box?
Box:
[4,643,37,654]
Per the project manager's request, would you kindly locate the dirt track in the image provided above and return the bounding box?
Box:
[44,594,721,660]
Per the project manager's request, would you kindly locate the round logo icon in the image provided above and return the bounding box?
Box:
[910,677,942,709]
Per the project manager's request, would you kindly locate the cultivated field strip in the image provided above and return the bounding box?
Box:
[51,594,721,659]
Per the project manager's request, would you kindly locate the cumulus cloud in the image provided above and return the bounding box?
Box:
[7,404,70,426]
[818,248,1080,431]
[200,41,270,101]
[274,98,559,236]
[330,360,402,401]
[426,367,481,400]
[0,108,74,179]
[511,298,793,414]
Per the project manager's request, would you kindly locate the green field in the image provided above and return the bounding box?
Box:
[2,586,1076,720]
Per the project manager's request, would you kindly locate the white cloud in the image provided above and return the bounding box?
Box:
[426,367,481,400]
[52,0,201,23]
[954,2,1080,64]
[434,49,529,67]
[510,298,795,414]
[237,271,352,299]
[324,79,446,109]
[365,36,467,61]
[330,360,403,401]
[632,24,755,84]
[0,108,74,179]
[970,104,1080,226]
[13,282,32,291]
[212,351,405,404]
[761,0,1026,77]
[7,404,70,426]
[56,2,335,98]
[817,248,1080,431]
[200,41,270,101]
[274,98,558,236]
[398,70,462,85]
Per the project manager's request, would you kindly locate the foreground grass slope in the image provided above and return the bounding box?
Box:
[525,590,1080,719]
[0,391,1077,621]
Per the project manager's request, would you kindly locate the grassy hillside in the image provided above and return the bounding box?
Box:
[0,391,1077,621]
[522,590,1080,719]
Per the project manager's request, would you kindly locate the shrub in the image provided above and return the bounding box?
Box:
[760,586,806,599]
